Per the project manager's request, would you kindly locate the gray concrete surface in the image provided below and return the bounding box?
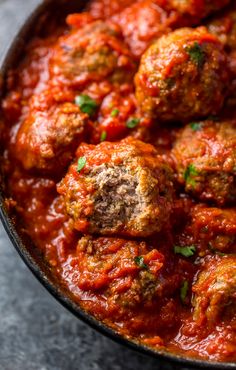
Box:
[0,1,187,369]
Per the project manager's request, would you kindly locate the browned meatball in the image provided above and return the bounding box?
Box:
[169,0,230,20]
[207,4,236,51]
[206,5,236,105]
[73,236,166,309]
[172,120,236,205]
[87,0,136,19]
[187,204,236,254]
[193,256,236,326]
[15,90,88,174]
[57,137,174,237]
[135,27,229,122]
[49,21,136,89]
[112,0,174,59]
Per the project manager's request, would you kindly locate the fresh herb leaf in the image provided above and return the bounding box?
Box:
[126,117,140,129]
[190,122,202,131]
[75,95,98,116]
[180,280,189,304]
[77,157,86,173]
[111,108,119,117]
[185,42,205,68]
[100,131,107,142]
[174,245,196,257]
[184,164,199,187]
[134,256,148,270]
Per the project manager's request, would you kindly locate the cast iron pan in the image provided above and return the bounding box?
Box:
[0,1,235,369]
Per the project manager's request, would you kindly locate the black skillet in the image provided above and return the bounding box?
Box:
[0,1,235,369]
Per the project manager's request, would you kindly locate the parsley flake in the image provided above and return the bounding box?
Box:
[134,256,148,270]
[190,122,202,131]
[100,131,107,142]
[111,108,119,117]
[185,42,205,68]
[180,280,189,304]
[174,245,196,257]
[75,95,98,116]
[184,164,199,187]
[77,157,86,173]
[126,117,140,129]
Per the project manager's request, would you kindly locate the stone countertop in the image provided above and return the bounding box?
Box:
[0,1,188,369]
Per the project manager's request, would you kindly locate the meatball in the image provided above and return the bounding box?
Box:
[207,4,236,51]
[193,256,236,326]
[87,0,136,19]
[71,236,165,309]
[188,205,236,254]
[57,137,174,237]
[112,0,175,59]
[49,21,136,89]
[135,27,229,122]
[207,5,236,105]
[15,90,88,174]
[172,120,236,205]
[169,0,230,20]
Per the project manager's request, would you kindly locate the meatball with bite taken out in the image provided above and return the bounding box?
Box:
[193,256,236,326]
[135,27,229,122]
[57,137,174,237]
[172,119,236,205]
[49,20,136,89]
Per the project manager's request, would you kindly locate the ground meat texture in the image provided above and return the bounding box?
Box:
[135,27,229,122]
[15,91,88,174]
[57,137,174,237]
[192,256,236,326]
[169,0,230,20]
[71,236,166,309]
[172,120,236,205]
[187,204,236,254]
[49,21,136,89]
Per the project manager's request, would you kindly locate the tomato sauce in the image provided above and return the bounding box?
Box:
[1,0,236,363]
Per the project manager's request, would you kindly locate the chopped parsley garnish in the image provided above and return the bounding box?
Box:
[100,131,107,142]
[190,122,202,131]
[75,95,98,116]
[77,157,86,173]
[184,164,199,187]
[185,42,205,68]
[180,280,189,304]
[134,256,148,270]
[111,108,119,117]
[126,117,140,129]
[174,245,196,257]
